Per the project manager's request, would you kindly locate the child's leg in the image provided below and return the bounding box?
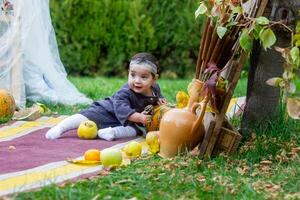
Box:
[98,126,137,141]
[45,114,88,139]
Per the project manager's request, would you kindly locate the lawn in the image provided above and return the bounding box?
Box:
[38,76,248,115]
[13,77,300,199]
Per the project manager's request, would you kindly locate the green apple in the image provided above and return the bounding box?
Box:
[77,120,98,139]
[100,149,123,167]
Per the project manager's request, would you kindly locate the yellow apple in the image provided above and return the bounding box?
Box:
[123,141,142,158]
[146,131,160,154]
[100,149,123,167]
[77,120,98,139]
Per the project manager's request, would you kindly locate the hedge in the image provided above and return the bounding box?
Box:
[50,0,204,78]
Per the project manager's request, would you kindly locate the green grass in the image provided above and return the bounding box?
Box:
[9,77,300,199]
[25,76,248,116]
[71,76,248,100]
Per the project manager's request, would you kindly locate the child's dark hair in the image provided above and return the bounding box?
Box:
[130,52,159,74]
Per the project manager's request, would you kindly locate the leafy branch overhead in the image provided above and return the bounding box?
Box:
[195,0,300,119]
[195,0,283,52]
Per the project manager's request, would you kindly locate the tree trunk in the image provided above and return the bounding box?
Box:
[241,0,300,136]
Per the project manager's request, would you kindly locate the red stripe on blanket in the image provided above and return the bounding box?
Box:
[0,128,134,174]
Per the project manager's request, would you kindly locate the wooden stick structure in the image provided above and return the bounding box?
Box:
[194,0,268,157]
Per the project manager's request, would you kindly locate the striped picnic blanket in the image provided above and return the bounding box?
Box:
[0,116,145,197]
[0,97,246,197]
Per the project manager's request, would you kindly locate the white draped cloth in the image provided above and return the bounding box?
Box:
[0,0,92,107]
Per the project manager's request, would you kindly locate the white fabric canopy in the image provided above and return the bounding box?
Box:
[0,0,92,108]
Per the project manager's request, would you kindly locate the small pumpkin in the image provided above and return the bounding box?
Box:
[0,89,16,119]
[146,105,172,132]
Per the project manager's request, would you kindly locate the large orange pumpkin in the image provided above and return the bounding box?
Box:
[0,89,16,118]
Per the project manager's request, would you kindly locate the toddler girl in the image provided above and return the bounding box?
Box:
[46,52,166,141]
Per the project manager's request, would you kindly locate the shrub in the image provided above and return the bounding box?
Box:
[50,0,203,77]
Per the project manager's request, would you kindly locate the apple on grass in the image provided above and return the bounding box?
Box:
[77,120,98,139]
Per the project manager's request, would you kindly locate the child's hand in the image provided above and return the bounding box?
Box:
[157,98,167,105]
[128,112,151,125]
[140,112,152,125]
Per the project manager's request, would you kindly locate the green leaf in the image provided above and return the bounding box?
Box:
[253,24,263,40]
[239,29,253,52]
[216,26,227,39]
[215,0,223,5]
[231,6,242,14]
[255,16,270,25]
[293,33,300,44]
[259,28,276,50]
[290,47,300,62]
[226,21,238,28]
[296,21,300,33]
[195,3,207,19]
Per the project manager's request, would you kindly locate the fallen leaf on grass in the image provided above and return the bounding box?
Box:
[189,146,200,156]
[196,174,206,183]
[196,160,203,166]
[86,175,102,181]
[251,171,259,177]
[66,158,101,165]
[260,160,272,165]
[127,198,138,200]
[236,165,249,175]
[284,193,300,200]
[178,161,189,167]
[228,187,237,195]
[114,179,135,184]
[276,150,289,163]
[289,147,300,160]
[252,180,281,196]
[164,163,175,171]
[213,176,231,186]
[90,194,100,200]
[252,180,265,192]
[239,133,257,153]
[265,183,281,193]
[291,147,300,154]
[203,184,212,192]
[258,160,273,175]
[207,163,215,169]
[98,169,111,176]
[251,163,272,177]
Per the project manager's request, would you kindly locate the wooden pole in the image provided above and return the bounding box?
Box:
[196,19,210,78]
[199,22,214,77]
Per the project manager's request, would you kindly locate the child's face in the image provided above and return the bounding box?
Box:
[128,65,156,96]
